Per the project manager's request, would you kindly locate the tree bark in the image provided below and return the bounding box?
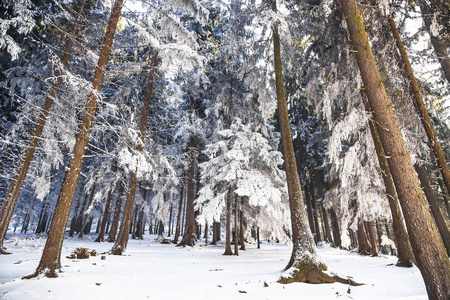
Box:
[367,221,379,256]
[239,202,245,251]
[95,162,118,242]
[340,0,450,297]
[173,183,184,244]
[388,14,450,202]
[304,185,316,243]
[357,218,372,255]
[309,184,322,243]
[415,163,450,256]
[111,53,157,254]
[234,195,239,256]
[107,173,126,242]
[257,227,260,249]
[330,207,342,248]
[418,2,450,84]
[223,186,233,255]
[24,0,124,277]
[78,182,97,238]
[0,1,86,253]
[363,94,415,266]
[178,137,197,247]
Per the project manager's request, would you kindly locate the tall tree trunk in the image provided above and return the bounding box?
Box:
[257,227,260,249]
[95,162,118,242]
[320,202,333,245]
[167,204,173,237]
[363,93,414,266]
[107,173,126,243]
[418,2,450,84]
[178,137,197,247]
[239,202,245,251]
[35,197,49,234]
[0,1,87,254]
[388,15,450,202]
[310,185,322,243]
[173,183,184,244]
[330,207,342,248]
[111,53,157,254]
[340,0,450,297]
[438,178,450,218]
[304,185,316,243]
[272,0,350,284]
[211,221,219,245]
[415,163,450,255]
[204,222,208,244]
[234,196,239,256]
[223,186,233,255]
[24,0,124,277]
[367,221,379,256]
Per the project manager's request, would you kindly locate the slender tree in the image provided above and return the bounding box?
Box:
[112,53,158,254]
[340,0,450,297]
[95,161,118,242]
[23,0,125,277]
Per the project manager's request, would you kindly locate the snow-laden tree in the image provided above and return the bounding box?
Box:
[196,119,290,241]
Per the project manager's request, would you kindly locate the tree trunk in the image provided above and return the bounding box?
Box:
[167,204,173,237]
[340,0,450,297]
[304,185,316,243]
[239,203,245,251]
[388,14,450,203]
[211,221,219,245]
[35,197,49,234]
[107,173,126,243]
[173,183,184,244]
[357,218,372,255]
[310,185,322,243]
[363,93,414,266]
[438,178,450,218]
[320,202,333,245]
[0,1,87,253]
[234,196,239,256]
[111,53,157,254]
[330,207,342,248]
[415,163,450,256]
[272,1,350,284]
[95,162,117,242]
[257,227,260,249]
[204,222,208,244]
[223,187,233,255]
[78,183,97,239]
[178,137,197,247]
[367,221,379,256]
[418,2,450,84]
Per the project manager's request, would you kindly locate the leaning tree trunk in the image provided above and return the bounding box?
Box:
[112,54,158,254]
[0,1,86,253]
[24,0,125,278]
[340,0,450,297]
[388,15,450,203]
[271,0,351,285]
[95,161,118,242]
[178,137,197,247]
[415,163,450,256]
[107,173,126,242]
[363,94,415,266]
[173,183,184,244]
[418,2,450,84]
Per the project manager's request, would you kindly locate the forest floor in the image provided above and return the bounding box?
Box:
[0,233,427,300]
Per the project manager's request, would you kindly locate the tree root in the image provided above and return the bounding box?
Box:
[278,260,361,286]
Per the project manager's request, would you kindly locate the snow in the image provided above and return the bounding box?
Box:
[0,234,428,300]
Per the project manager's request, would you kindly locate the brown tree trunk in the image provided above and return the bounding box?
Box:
[257,227,260,249]
[388,15,450,203]
[211,221,219,245]
[24,0,124,277]
[418,2,450,84]
[0,2,86,253]
[173,183,184,244]
[438,178,450,218]
[357,218,372,255]
[272,1,351,285]
[204,222,208,244]
[223,186,233,255]
[367,221,379,256]
[239,203,245,251]
[340,0,450,297]
[107,173,126,243]
[178,137,197,247]
[363,94,415,266]
[330,207,342,248]
[95,162,118,242]
[310,185,322,243]
[167,204,173,237]
[234,196,239,256]
[320,202,334,245]
[304,185,316,243]
[415,163,450,256]
[112,53,157,254]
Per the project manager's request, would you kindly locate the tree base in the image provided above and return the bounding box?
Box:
[111,245,123,255]
[0,247,12,255]
[395,259,414,268]
[278,260,360,285]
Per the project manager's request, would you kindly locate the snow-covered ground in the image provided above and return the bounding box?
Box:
[0,234,427,300]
